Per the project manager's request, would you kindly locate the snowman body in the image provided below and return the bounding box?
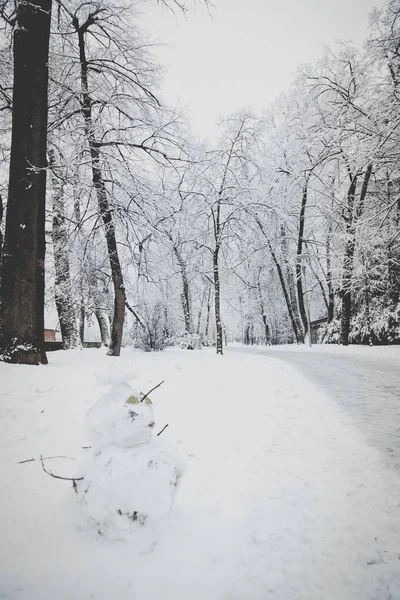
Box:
[76,383,184,537]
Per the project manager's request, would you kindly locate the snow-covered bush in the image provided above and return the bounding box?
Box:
[132,302,173,352]
[173,331,202,350]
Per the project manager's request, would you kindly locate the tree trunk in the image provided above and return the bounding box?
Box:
[75,19,125,357]
[90,272,110,347]
[340,175,358,346]
[340,165,372,345]
[205,287,212,338]
[171,242,192,333]
[196,287,207,335]
[73,189,86,344]
[0,0,52,365]
[79,289,85,344]
[254,218,301,342]
[326,222,334,323]
[364,265,373,346]
[48,148,80,349]
[0,195,3,262]
[257,272,270,345]
[280,224,304,342]
[295,181,309,336]
[213,247,223,355]
[95,308,110,346]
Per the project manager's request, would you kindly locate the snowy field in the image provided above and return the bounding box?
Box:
[1,346,400,600]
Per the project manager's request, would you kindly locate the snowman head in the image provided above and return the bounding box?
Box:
[124,392,155,440]
[86,383,156,449]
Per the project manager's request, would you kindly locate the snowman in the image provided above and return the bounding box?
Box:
[75,382,185,537]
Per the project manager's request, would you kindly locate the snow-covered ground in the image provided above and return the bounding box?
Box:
[1,347,400,599]
[230,341,400,360]
[231,344,400,474]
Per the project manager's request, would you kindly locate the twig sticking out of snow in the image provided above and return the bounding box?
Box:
[140,380,165,403]
[18,455,75,464]
[157,424,169,437]
[40,455,83,488]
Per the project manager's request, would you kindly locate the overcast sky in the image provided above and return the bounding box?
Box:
[141,0,386,139]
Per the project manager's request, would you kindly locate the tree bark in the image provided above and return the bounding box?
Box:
[89,272,110,347]
[213,247,223,355]
[48,148,80,349]
[196,287,207,335]
[295,181,310,336]
[340,174,358,346]
[171,241,192,333]
[74,17,125,356]
[280,226,304,341]
[0,195,3,262]
[0,0,52,365]
[205,286,212,338]
[340,164,372,345]
[257,270,270,345]
[326,222,334,323]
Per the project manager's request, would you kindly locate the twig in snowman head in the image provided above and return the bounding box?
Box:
[140,380,165,403]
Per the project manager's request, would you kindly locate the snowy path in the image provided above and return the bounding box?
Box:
[1,348,400,599]
[230,345,400,473]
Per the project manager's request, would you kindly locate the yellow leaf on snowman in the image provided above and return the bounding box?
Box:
[126,394,139,405]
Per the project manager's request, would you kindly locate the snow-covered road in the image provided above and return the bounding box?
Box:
[230,345,400,473]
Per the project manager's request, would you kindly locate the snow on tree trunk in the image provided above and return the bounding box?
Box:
[0,0,52,365]
[340,165,372,345]
[89,270,110,347]
[172,243,192,334]
[48,148,80,349]
[257,275,270,345]
[326,222,334,323]
[205,287,212,339]
[280,225,304,343]
[295,181,310,337]
[213,248,223,355]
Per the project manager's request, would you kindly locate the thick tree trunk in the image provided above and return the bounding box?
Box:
[75,20,125,356]
[48,149,80,349]
[0,195,3,262]
[0,0,52,365]
[213,247,223,355]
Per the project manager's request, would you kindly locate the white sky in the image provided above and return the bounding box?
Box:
[141,0,386,139]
